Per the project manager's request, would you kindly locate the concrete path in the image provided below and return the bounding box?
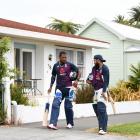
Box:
[0,113,140,140]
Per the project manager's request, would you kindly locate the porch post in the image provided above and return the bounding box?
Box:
[3,77,11,124]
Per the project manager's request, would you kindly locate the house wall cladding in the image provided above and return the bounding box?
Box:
[80,23,124,86]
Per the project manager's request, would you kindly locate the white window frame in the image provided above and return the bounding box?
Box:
[21,48,35,79]
[76,49,85,80]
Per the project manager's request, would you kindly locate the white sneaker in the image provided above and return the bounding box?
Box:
[98,129,107,135]
[67,124,73,129]
[47,124,58,130]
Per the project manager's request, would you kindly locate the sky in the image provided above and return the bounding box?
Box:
[0,0,140,27]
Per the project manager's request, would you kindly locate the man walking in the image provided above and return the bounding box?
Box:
[86,55,109,135]
[48,51,80,130]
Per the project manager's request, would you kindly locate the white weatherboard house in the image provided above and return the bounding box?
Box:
[0,18,109,95]
[77,18,140,86]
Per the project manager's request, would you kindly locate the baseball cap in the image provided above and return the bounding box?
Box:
[94,55,106,62]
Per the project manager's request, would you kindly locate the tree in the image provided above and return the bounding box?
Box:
[114,15,132,25]
[130,5,140,25]
[129,63,140,91]
[46,17,83,34]
[0,37,11,83]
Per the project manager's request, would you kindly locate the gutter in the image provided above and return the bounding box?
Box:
[0,26,110,49]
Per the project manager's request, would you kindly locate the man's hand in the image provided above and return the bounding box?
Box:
[73,80,78,88]
[102,92,108,101]
[48,87,52,94]
[86,80,92,84]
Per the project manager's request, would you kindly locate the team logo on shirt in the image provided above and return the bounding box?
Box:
[59,67,66,76]
[95,70,102,81]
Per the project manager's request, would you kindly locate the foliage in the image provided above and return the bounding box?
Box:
[0,37,11,82]
[114,3,140,29]
[0,37,11,124]
[130,5,140,25]
[75,84,94,104]
[0,104,6,124]
[109,81,140,102]
[114,15,132,25]
[11,84,29,105]
[129,63,140,91]
[76,80,140,104]
[0,84,6,124]
[108,122,140,136]
[46,17,83,34]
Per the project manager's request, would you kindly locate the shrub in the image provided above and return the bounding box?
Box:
[0,37,11,82]
[75,84,94,104]
[0,104,6,124]
[0,85,6,124]
[11,84,29,105]
[129,63,140,91]
[0,37,11,124]
[109,80,140,101]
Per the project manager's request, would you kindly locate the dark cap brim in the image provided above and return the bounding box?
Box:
[102,60,106,62]
[94,58,106,62]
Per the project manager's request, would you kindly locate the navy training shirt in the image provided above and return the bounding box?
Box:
[87,64,109,92]
[50,61,79,88]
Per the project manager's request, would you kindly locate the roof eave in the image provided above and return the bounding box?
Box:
[124,37,140,43]
[0,26,109,49]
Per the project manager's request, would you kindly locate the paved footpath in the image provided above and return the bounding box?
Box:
[0,113,140,140]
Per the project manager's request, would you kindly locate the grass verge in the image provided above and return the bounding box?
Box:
[108,122,140,136]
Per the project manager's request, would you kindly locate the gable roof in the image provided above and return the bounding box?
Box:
[77,18,140,42]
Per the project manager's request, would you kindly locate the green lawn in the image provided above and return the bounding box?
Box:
[108,122,140,136]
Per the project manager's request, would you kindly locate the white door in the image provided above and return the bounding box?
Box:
[21,49,35,79]
[14,48,35,80]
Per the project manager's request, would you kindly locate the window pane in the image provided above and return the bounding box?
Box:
[14,48,20,69]
[56,49,62,61]
[78,67,84,78]
[77,51,84,65]
[14,48,21,79]
[66,50,73,63]
[23,52,32,79]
